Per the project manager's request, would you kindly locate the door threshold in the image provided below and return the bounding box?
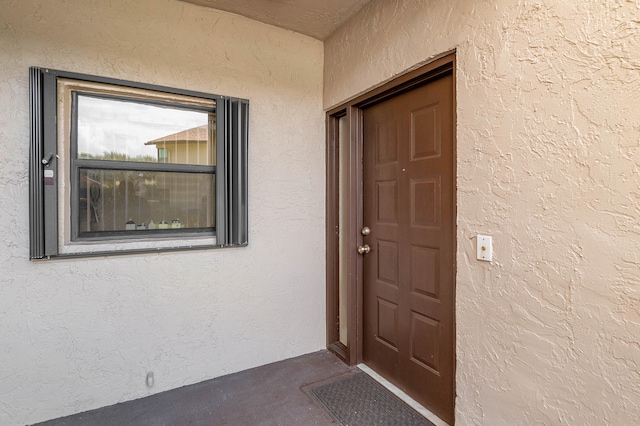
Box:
[357,364,450,426]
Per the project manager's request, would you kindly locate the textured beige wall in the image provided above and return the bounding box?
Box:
[0,0,324,424]
[325,0,640,424]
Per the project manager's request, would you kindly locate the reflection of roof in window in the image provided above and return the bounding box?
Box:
[145,125,208,145]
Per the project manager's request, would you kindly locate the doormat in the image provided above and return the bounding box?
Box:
[308,372,435,426]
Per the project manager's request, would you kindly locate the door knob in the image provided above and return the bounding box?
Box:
[361,226,371,236]
[357,244,371,255]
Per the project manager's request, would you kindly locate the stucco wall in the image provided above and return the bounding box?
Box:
[0,0,325,424]
[325,0,640,424]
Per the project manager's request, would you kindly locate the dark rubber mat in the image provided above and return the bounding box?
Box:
[308,372,435,426]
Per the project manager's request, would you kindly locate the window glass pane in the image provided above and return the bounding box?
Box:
[338,115,349,346]
[79,169,215,234]
[77,95,215,166]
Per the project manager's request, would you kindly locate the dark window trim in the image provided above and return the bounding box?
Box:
[29,67,249,259]
[69,90,217,241]
[75,91,216,114]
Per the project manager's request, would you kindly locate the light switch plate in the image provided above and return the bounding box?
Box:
[477,235,492,262]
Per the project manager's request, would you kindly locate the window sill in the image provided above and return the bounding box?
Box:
[56,234,218,257]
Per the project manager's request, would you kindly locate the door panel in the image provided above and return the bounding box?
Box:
[362,72,454,423]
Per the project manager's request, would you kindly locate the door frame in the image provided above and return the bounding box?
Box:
[325,52,457,379]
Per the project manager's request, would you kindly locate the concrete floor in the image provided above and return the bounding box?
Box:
[36,351,355,426]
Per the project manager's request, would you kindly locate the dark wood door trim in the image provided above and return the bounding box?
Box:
[326,52,456,396]
[326,106,361,364]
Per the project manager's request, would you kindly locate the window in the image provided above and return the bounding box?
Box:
[29,68,248,259]
[158,148,169,163]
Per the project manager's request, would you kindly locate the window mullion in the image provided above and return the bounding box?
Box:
[74,159,216,174]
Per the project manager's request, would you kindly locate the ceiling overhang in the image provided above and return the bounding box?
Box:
[179,0,371,40]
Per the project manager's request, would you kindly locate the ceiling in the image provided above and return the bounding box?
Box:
[179,0,373,40]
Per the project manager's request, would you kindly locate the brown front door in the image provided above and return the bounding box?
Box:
[362,71,455,423]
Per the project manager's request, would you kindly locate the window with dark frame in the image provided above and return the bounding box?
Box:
[29,68,249,259]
